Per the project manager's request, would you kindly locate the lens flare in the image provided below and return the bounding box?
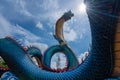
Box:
[79,3,86,13]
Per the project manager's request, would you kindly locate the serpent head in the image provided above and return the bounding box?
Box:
[61,10,74,21]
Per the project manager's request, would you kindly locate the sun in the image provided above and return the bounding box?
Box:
[79,3,86,13]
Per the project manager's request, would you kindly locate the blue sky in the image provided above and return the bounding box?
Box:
[0,0,91,68]
[0,1,120,79]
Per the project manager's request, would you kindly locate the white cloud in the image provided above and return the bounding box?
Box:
[50,61,57,69]
[36,21,43,30]
[78,52,89,63]
[0,15,42,43]
[51,53,67,69]
[63,23,77,42]
[13,24,40,42]
[14,0,33,17]
[0,15,12,38]
[41,0,59,11]
[80,34,83,39]
[7,0,60,21]
[64,29,77,42]
[29,42,48,54]
[64,23,71,31]
[78,51,89,64]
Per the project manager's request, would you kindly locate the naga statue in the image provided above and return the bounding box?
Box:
[0,0,120,80]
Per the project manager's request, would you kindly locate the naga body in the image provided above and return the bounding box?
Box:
[0,0,120,80]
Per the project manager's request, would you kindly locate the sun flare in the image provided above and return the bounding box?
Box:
[79,3,86,13]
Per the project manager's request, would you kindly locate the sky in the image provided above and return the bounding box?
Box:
[0,0,91,69]
[0,1,120,80]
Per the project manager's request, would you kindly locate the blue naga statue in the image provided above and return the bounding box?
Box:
[0,0,120,80]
